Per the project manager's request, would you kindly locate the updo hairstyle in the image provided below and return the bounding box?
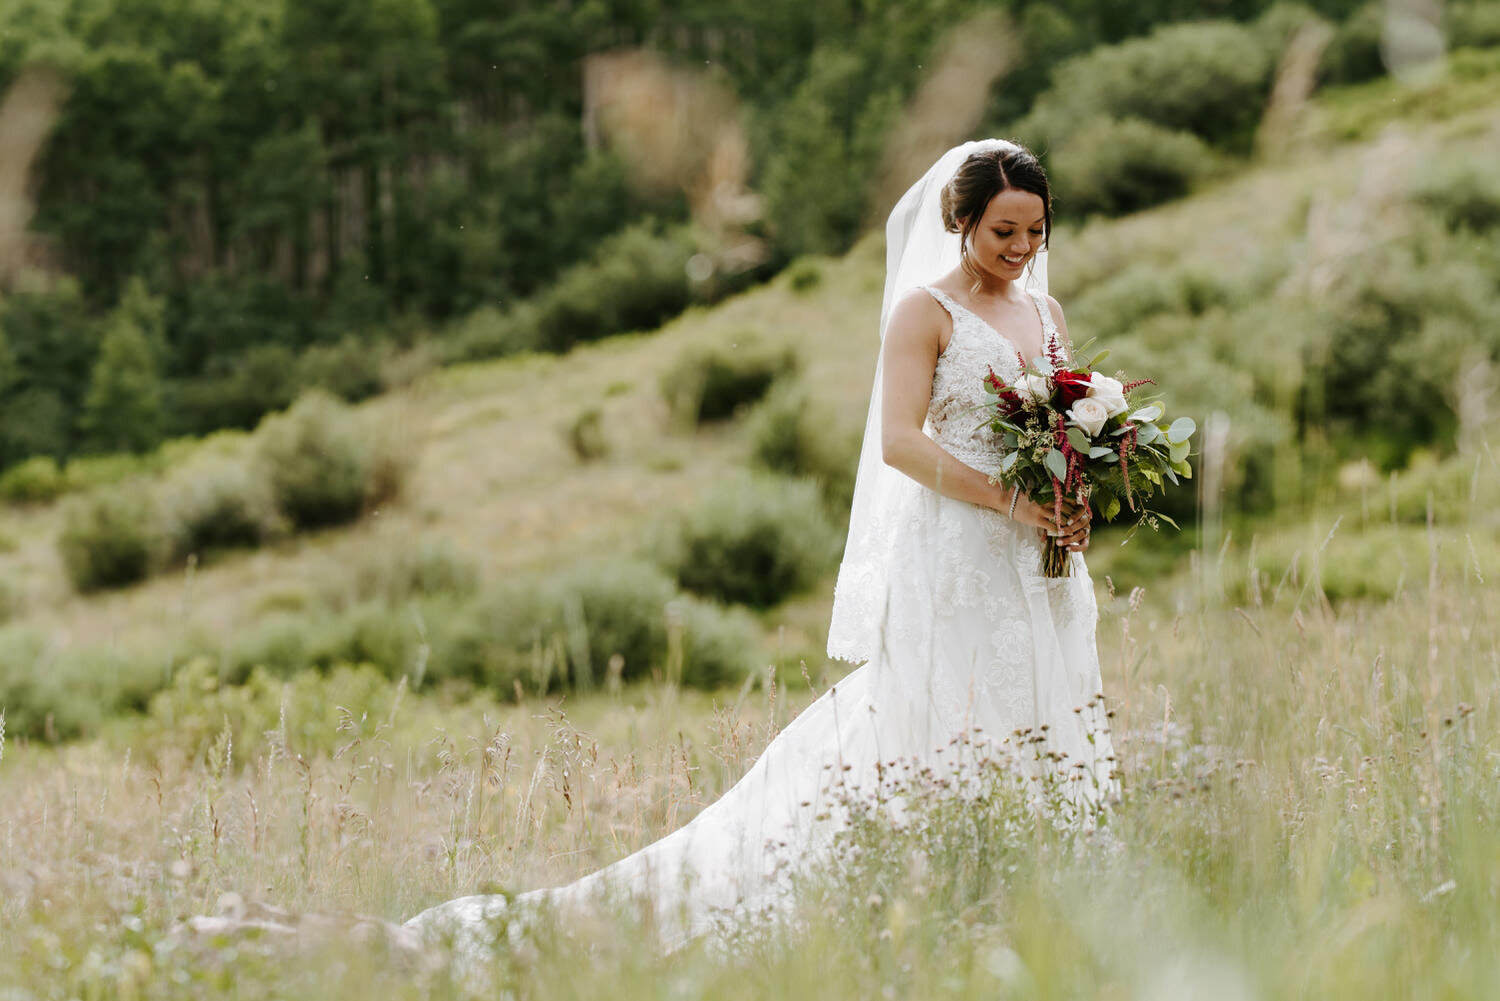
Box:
[939,144,1051,288]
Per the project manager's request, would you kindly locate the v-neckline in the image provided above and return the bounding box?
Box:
[928,286,1050,365]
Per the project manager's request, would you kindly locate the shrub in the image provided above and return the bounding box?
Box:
[654,475,839,608]
[1048,117,1219,218]
[1451,1,1500,49]
[786,259,824,293]
[434,560,676,695]
[747,381,859,512]
[0,578,19,624]
[254,391,410,530]
[345,537,480,605]
[1410,165,1500,235]
[671,596,762,689]
[0,456,65,504]
[172,343,303,435]
[161,454,281,561]
[56,483,167,591]
[662,337,799,427]
[299,336,391,403]
[1018,21,1277,154]
[532,224,700,353]
[430,560,757,697]
[1319,2,1385,85]
[567,406,609,461]
[0,627,161,739]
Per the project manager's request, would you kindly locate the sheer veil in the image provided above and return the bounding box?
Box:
[826,139,1049,665]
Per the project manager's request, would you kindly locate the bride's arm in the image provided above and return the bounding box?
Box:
[880,292,1014,512]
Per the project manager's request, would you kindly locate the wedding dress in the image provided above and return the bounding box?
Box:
[405,141,1116,952]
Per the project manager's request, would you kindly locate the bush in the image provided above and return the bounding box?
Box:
[747,381,859,512]
[567,406,609,461]
[0,627,161,739]
[1048,117,1219,218]
[1411,165,1500,235]
[172,343,303,435]
[1018,21,1277,155]
[0,578,20,624]
[662,337,799,427]
[160,454,281,561]
[671,595,762,689]
[1449,1,1500,50]
[0,456,65,504]
[654,475,839,608]
[435,561,676,695]
[57,484,167,591]
[255,391,409,530]
[344,537,480,605]
[532,224,701,353]
[299,336,391,403]
[1319,2,1385,85]
[431,560,757,697]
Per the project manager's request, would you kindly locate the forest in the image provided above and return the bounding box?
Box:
[4,0,1493,475]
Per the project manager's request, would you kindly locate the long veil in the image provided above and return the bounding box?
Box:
[826,139,1048,665]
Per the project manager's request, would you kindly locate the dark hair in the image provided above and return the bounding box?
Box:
[939,144,1051,288]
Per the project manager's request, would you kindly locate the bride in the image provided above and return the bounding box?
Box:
[406,138,1117,950]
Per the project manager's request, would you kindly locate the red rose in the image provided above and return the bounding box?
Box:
[1053,369,1092,408]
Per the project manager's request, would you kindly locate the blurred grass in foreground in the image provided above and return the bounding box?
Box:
[2,529,1497,998]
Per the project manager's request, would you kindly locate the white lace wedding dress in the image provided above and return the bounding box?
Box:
[405,283,1117,951]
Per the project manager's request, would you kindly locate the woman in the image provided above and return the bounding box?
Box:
[406,139,1116,951]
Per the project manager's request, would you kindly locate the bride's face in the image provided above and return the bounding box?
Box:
[965,188,1047,282]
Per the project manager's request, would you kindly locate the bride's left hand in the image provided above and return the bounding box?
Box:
[1052,503,1091,552]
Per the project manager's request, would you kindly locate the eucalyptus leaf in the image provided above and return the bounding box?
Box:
[1000,451,1019,473]
[1166,416,1197,444]
[1044,448,1067,483]
[1003,431,1019,449]
[1135,423,1160,446]
[1103,452,1119,463]
[1066,427,1090,453]
[1089,445,1114,458]
[1164,467,1179,486]
[1129,404,1162,423]
[1169,439,1190,463]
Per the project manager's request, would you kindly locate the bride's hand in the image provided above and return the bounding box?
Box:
[1008,492,1091,551]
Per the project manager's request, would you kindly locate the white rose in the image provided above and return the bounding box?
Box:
[1087,373,1129,417]
[1067,397,1110,437]
[1015,373,1051,403]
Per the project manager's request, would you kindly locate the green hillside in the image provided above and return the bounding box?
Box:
[2,49,1500,742]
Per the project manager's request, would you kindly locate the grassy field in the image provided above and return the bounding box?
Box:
[2,55,1500,999]
[2,554,1497,998]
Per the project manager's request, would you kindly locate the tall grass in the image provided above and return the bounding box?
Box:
[1,538,1497,997]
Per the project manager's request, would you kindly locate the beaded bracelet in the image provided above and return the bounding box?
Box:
[1008,487,1020,519]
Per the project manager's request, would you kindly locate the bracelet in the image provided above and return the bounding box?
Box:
[1008,487,1020,519]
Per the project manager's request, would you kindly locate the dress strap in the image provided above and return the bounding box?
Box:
[920,284,959,315]
[1027,287,1065,363]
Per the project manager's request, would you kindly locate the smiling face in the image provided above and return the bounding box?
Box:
[964,188,1047,282]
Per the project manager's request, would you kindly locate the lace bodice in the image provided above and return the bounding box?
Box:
[921,285,1062,475]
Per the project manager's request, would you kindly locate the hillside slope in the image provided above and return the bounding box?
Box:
[2,60,1499,718]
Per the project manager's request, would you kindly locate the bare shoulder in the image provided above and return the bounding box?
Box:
[885,286,948,348]
[1043,293,1067,326]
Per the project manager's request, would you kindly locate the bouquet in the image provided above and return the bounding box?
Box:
[982,346,1196,577]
